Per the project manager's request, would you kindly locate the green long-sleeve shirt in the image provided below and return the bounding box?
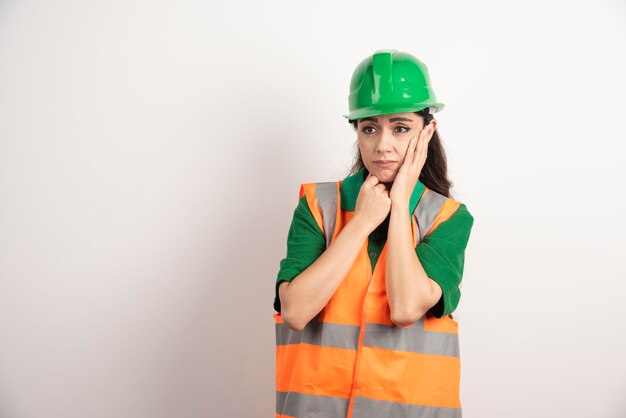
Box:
[273,166,474,318]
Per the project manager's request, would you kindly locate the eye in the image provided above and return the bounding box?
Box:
[361,126,376,134]
[395,126,410,133]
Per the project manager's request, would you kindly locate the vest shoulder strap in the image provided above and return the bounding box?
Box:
[413,188,461,244]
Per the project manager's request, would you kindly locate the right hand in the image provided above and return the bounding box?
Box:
[354,173,392,234]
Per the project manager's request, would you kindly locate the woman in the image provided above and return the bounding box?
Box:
[273,49,474,418]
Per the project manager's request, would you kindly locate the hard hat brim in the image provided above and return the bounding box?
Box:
[342,103,445,120]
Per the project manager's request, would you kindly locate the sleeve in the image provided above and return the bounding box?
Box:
[273,195,327,313]
[415,203,475,318]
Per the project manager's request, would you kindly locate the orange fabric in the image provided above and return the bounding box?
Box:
[354,345,461,407]
[276,343,356,398]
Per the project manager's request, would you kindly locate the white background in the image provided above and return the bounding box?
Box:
[1,0,625,417]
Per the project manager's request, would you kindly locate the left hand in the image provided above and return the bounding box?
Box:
[389,123,435,206]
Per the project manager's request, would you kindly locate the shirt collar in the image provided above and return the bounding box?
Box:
[340,165,426,214]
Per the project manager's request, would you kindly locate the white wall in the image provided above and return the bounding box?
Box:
[0,1,625,417]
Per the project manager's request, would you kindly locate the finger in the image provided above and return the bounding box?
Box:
[415,126,432,168]
[411,131,423,168]
[365,172,379,187]
[413,127,429,168]
[404,136,417,165]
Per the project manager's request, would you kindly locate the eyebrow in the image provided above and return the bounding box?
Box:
[360,116,415,123]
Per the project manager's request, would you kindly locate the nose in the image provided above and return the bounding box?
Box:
[375,129,394,153]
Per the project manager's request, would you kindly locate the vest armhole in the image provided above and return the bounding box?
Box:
[299,183,326,236]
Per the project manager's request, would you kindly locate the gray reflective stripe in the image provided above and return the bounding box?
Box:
[277,390,349,417]
[352,395,462,418]
[276,317,458,357]
[414,189,448,244]
[363,319,460,357]
[276,313,360,350]
[315,182,339,249]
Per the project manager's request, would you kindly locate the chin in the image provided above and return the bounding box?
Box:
[366,165,396,181]
[373,170,396,182]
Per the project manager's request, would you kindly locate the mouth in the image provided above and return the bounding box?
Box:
[373,160,398,167]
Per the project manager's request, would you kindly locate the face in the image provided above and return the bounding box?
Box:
[357,112,437,185]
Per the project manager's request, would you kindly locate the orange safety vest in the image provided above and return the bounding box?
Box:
[274,179,463,418]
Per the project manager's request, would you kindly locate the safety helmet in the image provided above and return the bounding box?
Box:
[343,49,445,121]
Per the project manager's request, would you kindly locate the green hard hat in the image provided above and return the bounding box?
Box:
[343,49,445,121]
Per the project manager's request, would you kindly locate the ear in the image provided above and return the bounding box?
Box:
[429,119,437,131]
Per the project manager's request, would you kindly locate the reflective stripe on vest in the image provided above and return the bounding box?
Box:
[314,182,340,249]
[276,180,463,418]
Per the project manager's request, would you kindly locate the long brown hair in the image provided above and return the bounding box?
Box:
[347,107,455,199]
